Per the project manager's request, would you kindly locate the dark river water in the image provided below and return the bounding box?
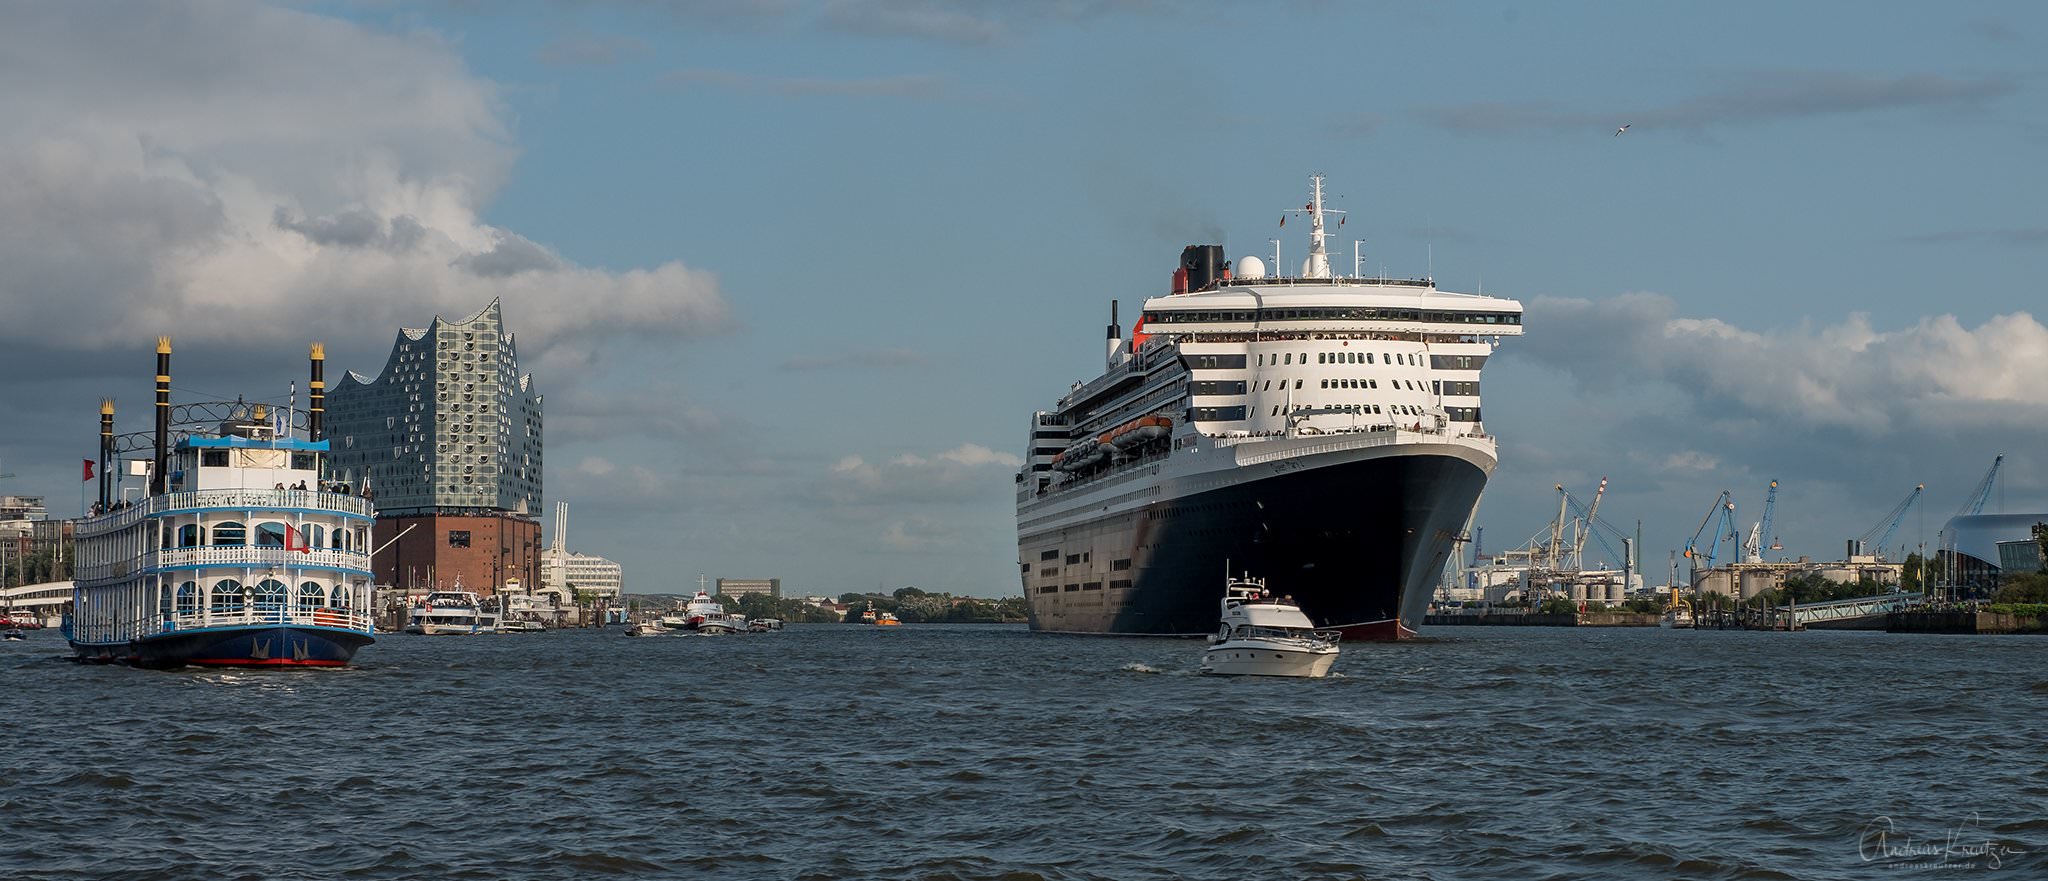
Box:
[4,624,2043,880]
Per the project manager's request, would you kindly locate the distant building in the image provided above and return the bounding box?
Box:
[1942,513,2048,593]
[1996,539,2044,577]
[717,578,780,599]
[0,495,47,524]
[563,553,624,600]
[326,299,543,594]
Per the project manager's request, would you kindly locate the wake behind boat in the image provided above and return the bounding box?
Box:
[66,340,376,668]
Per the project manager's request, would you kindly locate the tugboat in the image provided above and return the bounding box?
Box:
[1199,574,1341,678]
[66,340,377,668]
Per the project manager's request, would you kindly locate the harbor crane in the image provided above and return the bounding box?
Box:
[1856,484,1923,562]
[1952,454,2004,519]
[1684,491,1738,574]
[1741,480,1781,563]
[1571,478,1609,570]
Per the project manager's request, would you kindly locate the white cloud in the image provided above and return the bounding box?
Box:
[0,3,729,358]
[577,456,618,477]
[1662,451,1720,472]
[1522,293,2048,435]
[1486,293,2048,568]
[936,443,1023,468]
[820,442,1020,508]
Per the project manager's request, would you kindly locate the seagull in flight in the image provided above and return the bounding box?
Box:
[1614,124,1630,137]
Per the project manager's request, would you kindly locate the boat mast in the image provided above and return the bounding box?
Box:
[1304,174,1331,278]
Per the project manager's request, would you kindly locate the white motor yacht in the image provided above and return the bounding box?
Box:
[403,589,502,635]
[1200,575,1341,678]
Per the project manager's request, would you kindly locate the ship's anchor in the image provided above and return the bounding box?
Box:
[250,637,271,660]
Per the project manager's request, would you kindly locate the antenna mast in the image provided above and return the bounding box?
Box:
[1284,174,1343,279]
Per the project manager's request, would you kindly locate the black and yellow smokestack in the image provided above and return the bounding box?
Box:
[98,398,115,510]
[308,342,325,442]
[153,336,170,496]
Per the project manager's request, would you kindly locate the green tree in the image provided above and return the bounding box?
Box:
[1901,552,1926,592]
[1993,572,2048,604]
[893,586,926,600]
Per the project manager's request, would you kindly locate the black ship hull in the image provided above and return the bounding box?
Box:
[71,624,374,669]
[1023,450,1488,639]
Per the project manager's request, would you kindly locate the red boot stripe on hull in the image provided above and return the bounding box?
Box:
[1332,619,1418,641]
[187,658,349,668]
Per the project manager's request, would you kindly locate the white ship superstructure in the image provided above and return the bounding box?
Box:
[1017,176,1523,638]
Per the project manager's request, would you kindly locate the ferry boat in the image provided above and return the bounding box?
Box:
[67,340,377,667]
[875,610,902,626]
[404,588,501,635]
[1200,574,1341,678]
[1017,176,1524,639]
[656,590,730,632]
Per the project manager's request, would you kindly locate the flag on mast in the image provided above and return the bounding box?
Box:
[81,459,94,481]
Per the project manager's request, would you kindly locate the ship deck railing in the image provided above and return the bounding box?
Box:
[65,604,376,645]
[79,488,374,537]
[77,546,374,587]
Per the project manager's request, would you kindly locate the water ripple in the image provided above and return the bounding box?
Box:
[4,625,2045,879]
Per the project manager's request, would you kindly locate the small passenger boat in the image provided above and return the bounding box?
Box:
[1200,574,1340,678]
[404,588,501,635]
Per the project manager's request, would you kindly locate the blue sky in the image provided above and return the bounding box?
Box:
[3,2,2044,594]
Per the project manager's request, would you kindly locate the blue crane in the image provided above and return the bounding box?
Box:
[1953,455,2004,519]
[1857,484,1923,562]
[1683,490,1737,572]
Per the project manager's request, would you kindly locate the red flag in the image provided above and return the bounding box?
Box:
[1278,216,1286,228]
[81,459,94,481]
[1339,216,1346,226]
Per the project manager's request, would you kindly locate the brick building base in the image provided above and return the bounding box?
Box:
[374,512,542,595]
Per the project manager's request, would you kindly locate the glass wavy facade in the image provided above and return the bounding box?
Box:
[325,299,543,517]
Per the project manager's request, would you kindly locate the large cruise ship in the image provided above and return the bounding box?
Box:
[1016,176,1523,639]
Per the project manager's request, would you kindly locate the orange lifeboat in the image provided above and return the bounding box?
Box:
[1107,415,1173,450]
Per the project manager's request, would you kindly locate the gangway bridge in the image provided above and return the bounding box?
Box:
[1785,591,1923,629]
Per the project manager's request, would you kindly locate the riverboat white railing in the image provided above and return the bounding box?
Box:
[78,489,373,537]
[166,604,375,634]
[151,546,372,573]
[65,603,376,646]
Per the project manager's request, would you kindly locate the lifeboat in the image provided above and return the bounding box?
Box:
[1052,439,1105,472]
[1108,415,1173,449]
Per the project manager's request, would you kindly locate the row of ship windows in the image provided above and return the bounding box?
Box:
[1194,404,1483,421]
[170,579,357,614]
[1144,309,1520,325]
[1035,580,1135,594]
[163,522,365,551]
[1034,549,1133,569]
[196,450,320,471]
[1261,351,1421,367]
[1188,353,1488,371]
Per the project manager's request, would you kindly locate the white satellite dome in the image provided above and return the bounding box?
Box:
[1236,256,1266,279]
